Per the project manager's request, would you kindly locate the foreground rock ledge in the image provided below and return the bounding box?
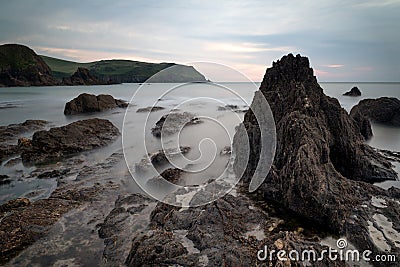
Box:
[235,54,399,259]
[20,118,120,164]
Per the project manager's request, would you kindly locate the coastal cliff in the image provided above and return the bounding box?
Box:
[0,44,207,86]
[0,44,59,87]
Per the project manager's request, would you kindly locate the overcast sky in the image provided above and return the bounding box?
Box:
[1,0,399,81]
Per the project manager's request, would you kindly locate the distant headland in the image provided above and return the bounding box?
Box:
[0,44,206,87]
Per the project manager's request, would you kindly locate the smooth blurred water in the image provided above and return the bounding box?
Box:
[0,82,399,201]
[321,82,400,151]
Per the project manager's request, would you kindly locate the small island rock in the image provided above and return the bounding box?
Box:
[343,86,362,96]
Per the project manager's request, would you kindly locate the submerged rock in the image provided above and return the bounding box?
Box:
[64,93,128,115]
[135,146,190,173]
[136,106,165,113]
[0,120,47,163]
[20,118,120,164]
[151,112,202,137]
[235,54,398,258]
[343,86,361,96]
[0,174,11,185]
[350,97,400,127]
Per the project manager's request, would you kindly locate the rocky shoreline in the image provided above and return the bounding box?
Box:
[0,54,399,266]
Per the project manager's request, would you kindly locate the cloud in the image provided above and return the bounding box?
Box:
[322,64,344,68]
[0,0,399,81]
[204,42,294,54]
[35,46,157,63]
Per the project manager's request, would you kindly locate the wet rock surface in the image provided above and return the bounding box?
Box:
[64,93,128,115]
[350,97,400,127]
[343,86,361,96]
[125,191,345,267]
[3,152,134,266]
[376,149,400,163]
[0,120,47,163]
[236,54,399,263]
[20,118,120,165]
[98,193,156,266]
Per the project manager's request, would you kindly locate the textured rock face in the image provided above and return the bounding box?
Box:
[62,67,109,85]
[343,86,361,96]
[350,97,400,127]
[0,44,59,87]
[64,93,128,115]
[20,118,120,164]
[238,54,397,232]
[124,193,345,267]
[350,106,373,140]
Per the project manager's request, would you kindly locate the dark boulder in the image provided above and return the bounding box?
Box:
[64,93,128,115]
[350,97,400,127]
[235,54,398,255]
[343,86,361,96]
[20,118,120,164]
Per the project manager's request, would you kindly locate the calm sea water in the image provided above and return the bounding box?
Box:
[0,82,399,202]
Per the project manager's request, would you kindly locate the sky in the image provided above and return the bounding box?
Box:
[0,0,399,81]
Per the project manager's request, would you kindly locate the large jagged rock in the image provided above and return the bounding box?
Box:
[20,118,120,164]
[236,54,399,260]
[62,67,110,85]
[350,97,400,127]
[0,44,59,87]
[64,93,128,115]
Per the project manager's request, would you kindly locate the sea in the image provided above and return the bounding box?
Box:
[0,82,399,204]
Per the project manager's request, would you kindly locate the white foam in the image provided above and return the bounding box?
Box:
[173,230,200,254]
[244,224,265,241]
[371,196,387,208]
